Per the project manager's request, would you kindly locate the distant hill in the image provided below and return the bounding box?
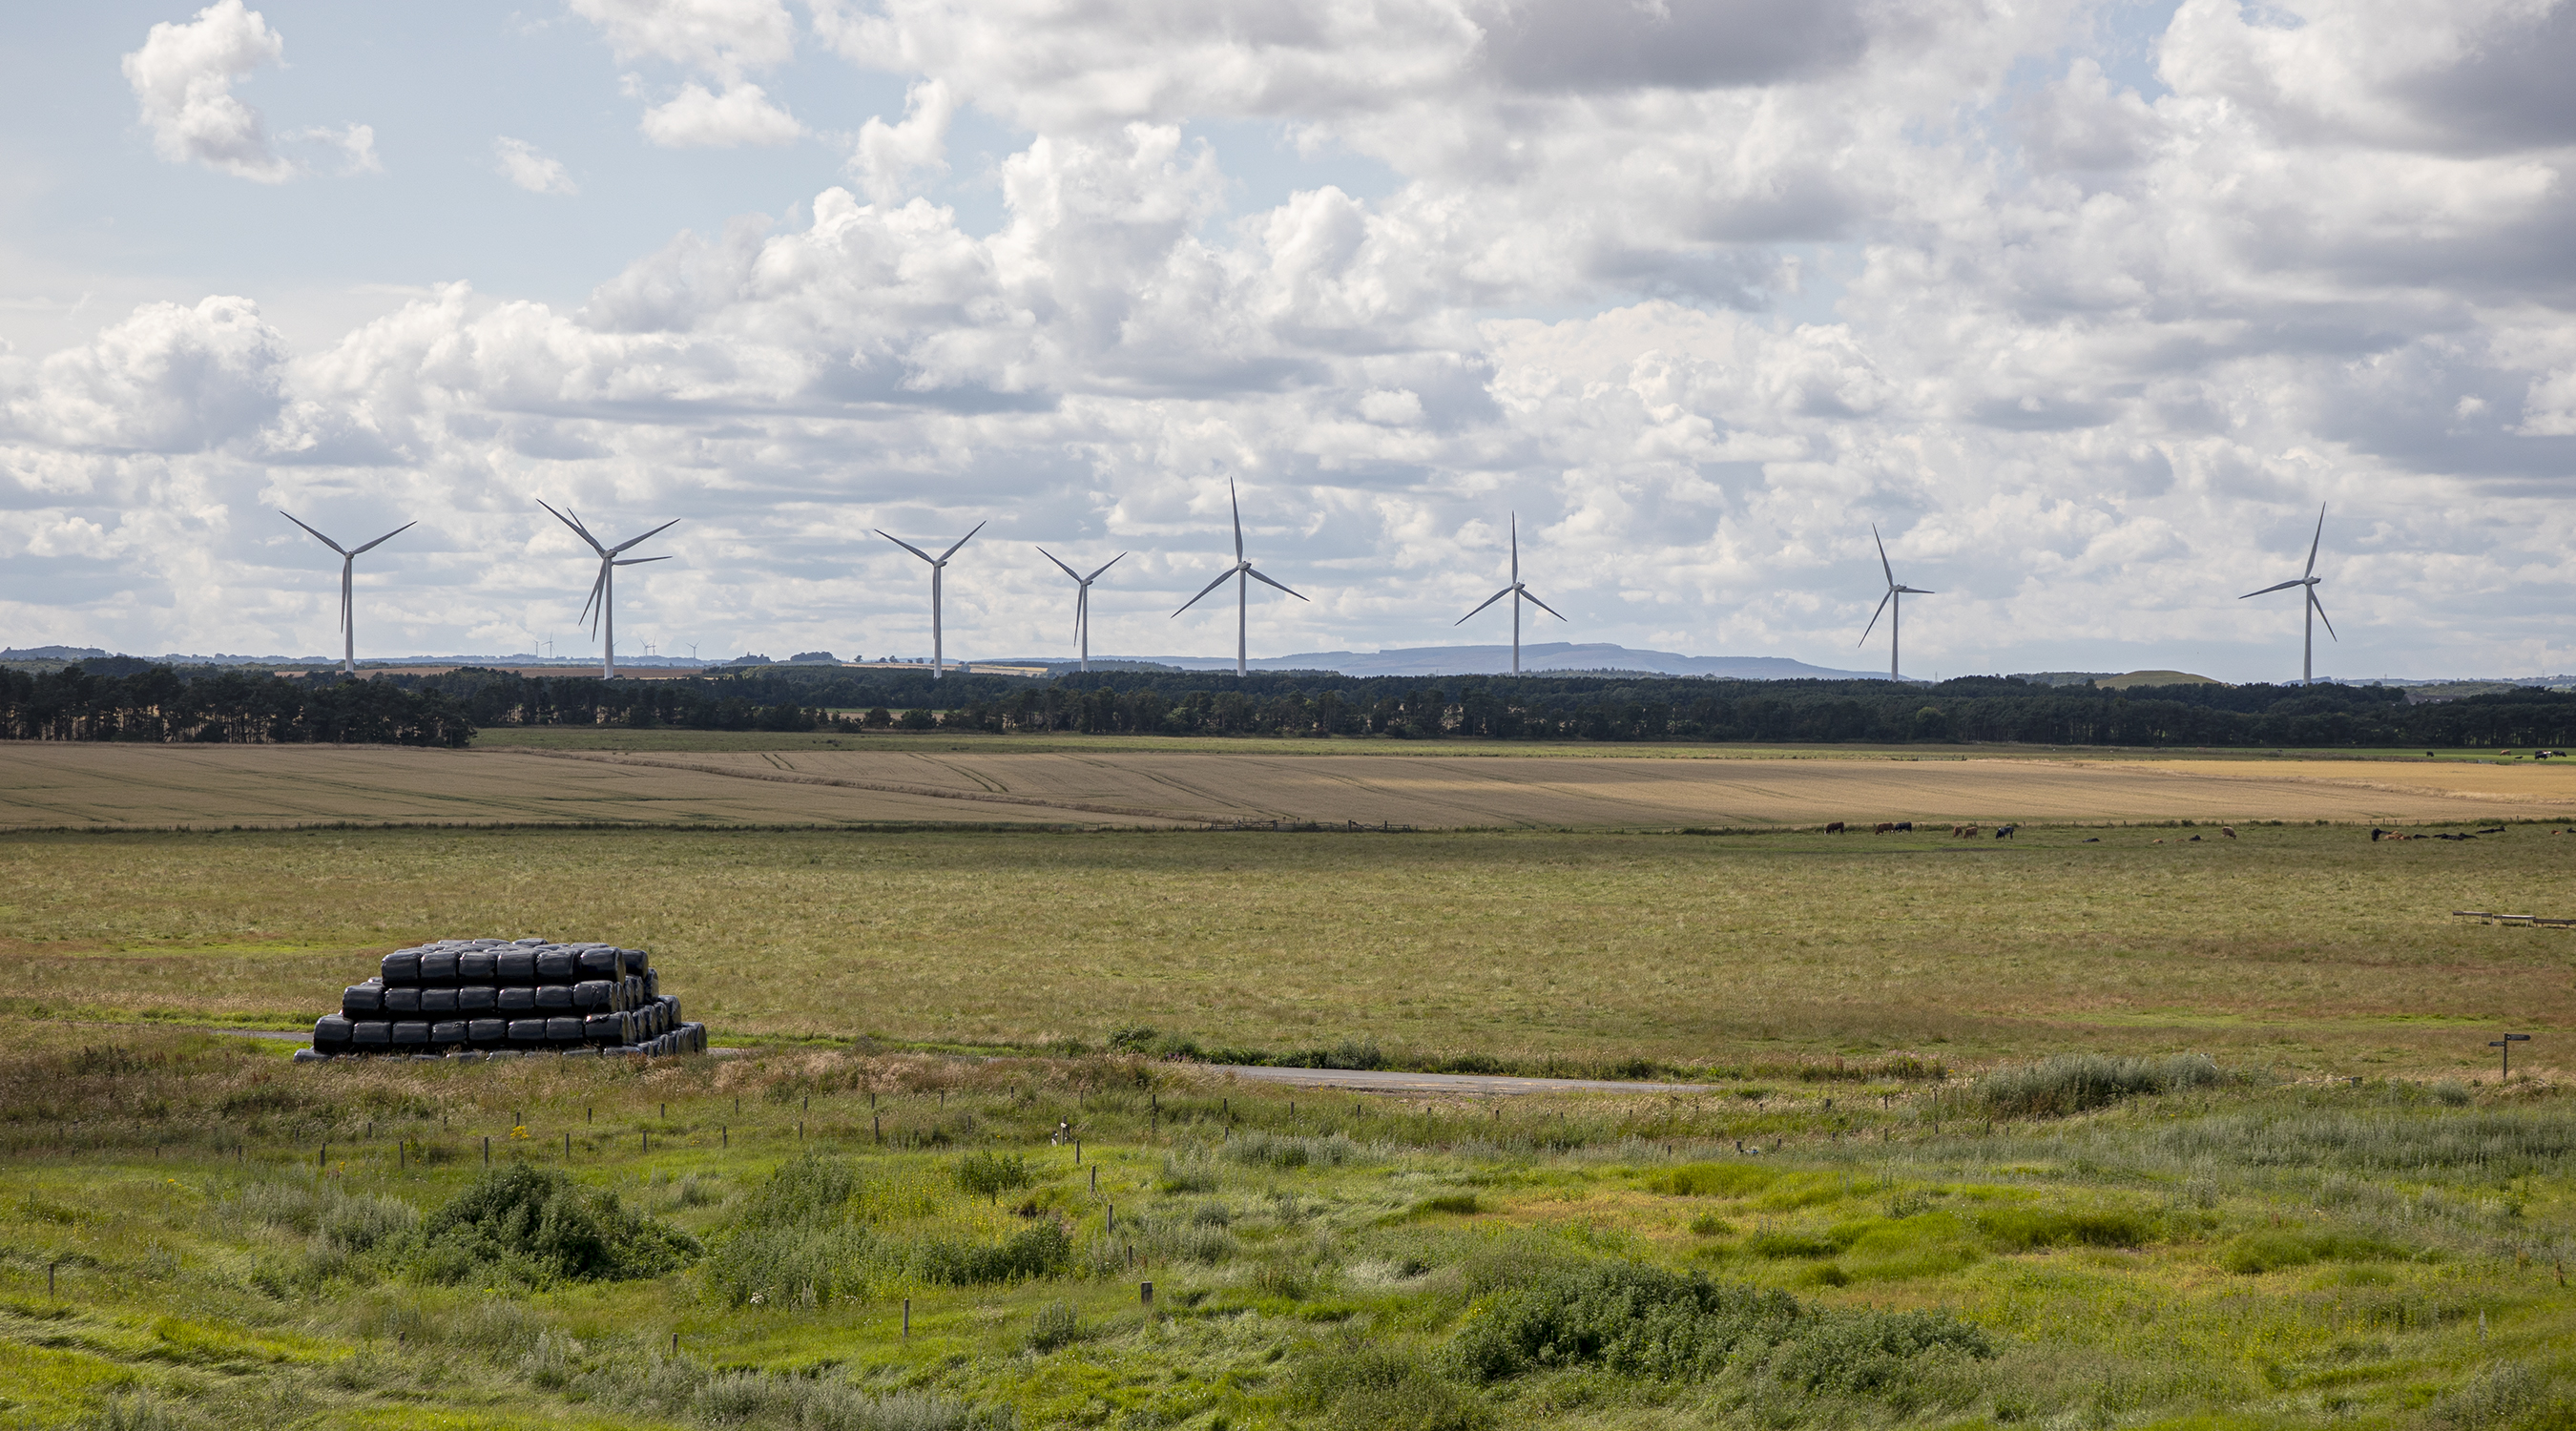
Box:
[1089,643,1890,679]
[2096,670,2224,690]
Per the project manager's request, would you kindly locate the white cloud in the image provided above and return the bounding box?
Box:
[637,82,805,147]
[25,0,2576,676]
[120,0,294,181]
[120,2,378,184]
[850,80,956,201]
[494,137,579,195]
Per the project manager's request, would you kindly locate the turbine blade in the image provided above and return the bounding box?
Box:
[1897,585,1936,595]
[2304,503,2325,578]
[876,529,938,564]
[2238,578,2304,599]
[1455,587,1515,625]
[1859,588,1894,645]
[937,520,987,563]
[607,516,680,553]
[580,561,610,633]
[1873,524,1894,587]
[614,554,672,566]
[347,520,416,556]
[1230,479,1244,563]
[2310,588,2338,641]
[540,500,608,555]
[1172,567,1235,616]
[280,511,349,556]
[1243,566,1308,601]
[1522,589,1568,622]
[1509,512,1519,583]
[1036,546,1084,581]
[1084,551,1127,582]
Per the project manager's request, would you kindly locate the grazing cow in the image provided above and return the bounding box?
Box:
[1993,823,2018,840]
[1896,821,1913,832]
[2221,826,2236,839]
[1874,822,1896,834]
[2081,837,2101,843]
[2371,827,2386,841]
[1954,823,1980,839]
[1825,821,1846,834]
[2151,838,2166,844]
[2189,834,2203,841]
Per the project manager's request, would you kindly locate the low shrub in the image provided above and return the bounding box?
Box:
[1978,1053,2229,1118]
[1447,1262,1993,1392]
[1157,1152,1218,1193]
[1292,1348,1491,1431]
[2220,1228,2408,1275]
[1976,1206,2161,1251]
[955,1151,1033,1198]
[914,1220,1071,1285]
[1224,1130,1363,1169]
[410,1165,697,1285]
[224,1179,419,1253]
[1026,1301,1078,1352]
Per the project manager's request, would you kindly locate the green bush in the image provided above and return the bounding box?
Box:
[1978,1053,2229,1118]
[410,1165,696,1285]
[914,1220,1071,1285]
[2220,1228,2407,1275]
[955,1151,1033,1198]
[1292,1348,1491,1431]
[742,1151,862,1227]
[1447,1263,1993,1391]
[1026,1301,1078,1352]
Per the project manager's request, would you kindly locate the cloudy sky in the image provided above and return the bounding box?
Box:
[4,0,2572,679]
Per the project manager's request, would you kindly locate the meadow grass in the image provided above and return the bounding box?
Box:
[0,1024,2569,1430]
[2,824,2569,1076]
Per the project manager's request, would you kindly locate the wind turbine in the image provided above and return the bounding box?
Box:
[1454,513,1564,674]
[540,501,677,679]
[1173,479,1307,677]
[876,522,984,679]
[1038,547,1125,672]
[280,511,414,675]
[1859,524,1935,681]
[2239,503,2337,685]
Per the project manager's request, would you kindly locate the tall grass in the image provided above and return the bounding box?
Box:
[1977,1052,2230,1117]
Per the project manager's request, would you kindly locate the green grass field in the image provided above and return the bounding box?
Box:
[2,824,2566,1078]
[0,1027,2568,1431]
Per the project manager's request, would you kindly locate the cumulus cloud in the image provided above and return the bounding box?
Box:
[23,0,2576,675]
[121,0,294,181]
[494,136,579,194]
[637,82,805,147]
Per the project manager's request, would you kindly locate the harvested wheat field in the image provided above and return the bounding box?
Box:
[9,742,2576,830]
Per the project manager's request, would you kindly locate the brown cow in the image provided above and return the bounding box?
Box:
[1874,822,1896,834]
[1825,821,1846,834]
[2221,826,2236,840]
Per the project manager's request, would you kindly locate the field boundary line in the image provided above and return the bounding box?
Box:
[501,747,1217,825]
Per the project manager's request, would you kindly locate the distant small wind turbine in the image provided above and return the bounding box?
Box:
[1038,547,1125,673]
[2239,503,2337,685]
[541,501,677,679]
[1173,479,1306,677]
[876,522,984,679]
[280,511,414,675]
[1859,524,1934,681]
[1454,513,1564,674]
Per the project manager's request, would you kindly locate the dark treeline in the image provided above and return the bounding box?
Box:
[18,661,2576,749]
[1,664,475,745]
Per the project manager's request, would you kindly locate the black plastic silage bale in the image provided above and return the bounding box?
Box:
[419,950,458,985]
[545,1016,585,1045]
[571,980,613,1011]
[534,947,579,984]
[458,985,496,1013]
[468,1018,507,1047]
[497,986,537,1013]
[457,949,496,983]
[381,949,423,985]
[534,985,574,1012]
[431,1020,467,1047]
[313,1014,354,1048]
[342,984,384,1018]
[384,986,423,1015]
[583,1013,622,1044]
[496,947,536,985]
[352,1021,391,1048]
[507,1018,548,1047]
[575,946,624,980]
[422,988,458,1014]
[391,1021,429,1047]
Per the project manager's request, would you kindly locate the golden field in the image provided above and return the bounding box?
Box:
[10,740,2576,830]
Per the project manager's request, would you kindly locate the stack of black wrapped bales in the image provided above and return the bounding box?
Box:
[303,937,707,1059]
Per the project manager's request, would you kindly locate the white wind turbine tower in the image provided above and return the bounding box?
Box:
[280,511,414,675]
[1173,479,1307,676]
[1454,513,1564,674]
[876,522,985,679]
[1037,547,1125,672]
[540,501,677,679]
[2239,503,2337,685]
[1859,524,1935,681]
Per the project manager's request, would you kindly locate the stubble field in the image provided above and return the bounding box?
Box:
[9,740,2576,830]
